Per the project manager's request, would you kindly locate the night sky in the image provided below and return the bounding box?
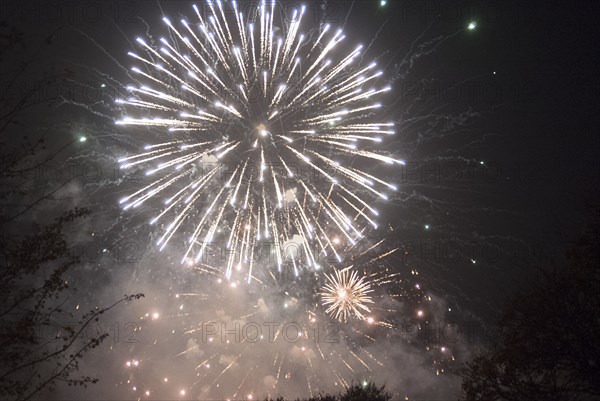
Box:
[2,0,599,400]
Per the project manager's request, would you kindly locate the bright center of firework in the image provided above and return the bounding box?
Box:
[116,3,402,278]
[257,123,269,138]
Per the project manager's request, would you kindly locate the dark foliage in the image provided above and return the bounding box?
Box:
[264,381,392,401]
[0,25,143,400]
[459,224,600,401]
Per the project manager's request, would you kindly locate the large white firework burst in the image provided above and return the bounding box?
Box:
[116,1,403,280]
[321,267,374,322]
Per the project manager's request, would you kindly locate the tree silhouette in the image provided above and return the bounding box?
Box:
[459,223,600,401]
[264,381,392,401]
[0,24,143,400]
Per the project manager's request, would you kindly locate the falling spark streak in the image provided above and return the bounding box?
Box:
[116,3,399,278]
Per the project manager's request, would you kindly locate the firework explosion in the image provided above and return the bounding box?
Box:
[321,268,374,322]
[103,1,466,399]
[115,0,402,280]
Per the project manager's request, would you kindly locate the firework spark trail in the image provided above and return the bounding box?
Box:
[116,1,401,279]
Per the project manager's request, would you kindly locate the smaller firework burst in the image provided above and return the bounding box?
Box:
[321,268,374,322]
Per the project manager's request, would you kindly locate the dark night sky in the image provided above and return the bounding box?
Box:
[2,0,600,399]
